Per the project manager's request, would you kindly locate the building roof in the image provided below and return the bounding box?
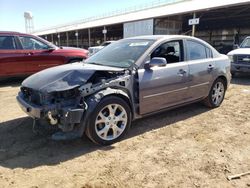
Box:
[32,0,250,36]
[0,31,21,34]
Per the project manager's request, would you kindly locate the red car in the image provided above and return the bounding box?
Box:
[0,31,88,78]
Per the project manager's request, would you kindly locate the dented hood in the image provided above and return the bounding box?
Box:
[22,63,124,93]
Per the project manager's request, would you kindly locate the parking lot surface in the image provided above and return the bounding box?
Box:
[0,76,249,188]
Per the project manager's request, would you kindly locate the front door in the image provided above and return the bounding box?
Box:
[0,35,26,77]
[138,40,190,115]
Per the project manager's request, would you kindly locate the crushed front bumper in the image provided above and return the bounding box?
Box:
[16,94,44,118]
[16,93,85,125]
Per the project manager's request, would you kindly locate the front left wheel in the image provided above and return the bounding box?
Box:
[85,96,132,145]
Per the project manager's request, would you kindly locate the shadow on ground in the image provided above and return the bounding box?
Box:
[0,74,249,169]
[0,77,26,87]
[231,74,250,86]
[0,102,210,169]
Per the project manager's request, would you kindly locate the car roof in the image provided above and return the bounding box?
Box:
[125,35,220,57]
[126,35,216,48]
[126,35,199,41]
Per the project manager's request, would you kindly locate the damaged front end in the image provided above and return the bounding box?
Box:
[16,63,133,140]
[17,86,85,132]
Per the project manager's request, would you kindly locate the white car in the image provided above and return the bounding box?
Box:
[88,41,115,56]
[227,36,250,75]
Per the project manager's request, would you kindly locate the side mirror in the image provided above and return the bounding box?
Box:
[144,57,167,70]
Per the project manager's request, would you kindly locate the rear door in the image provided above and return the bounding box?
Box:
[0,35,25,77]
[17,36,63,73]
[185,39,215,99]
[138,40,191,115]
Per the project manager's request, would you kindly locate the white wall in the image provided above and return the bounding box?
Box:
[123,19,154,38]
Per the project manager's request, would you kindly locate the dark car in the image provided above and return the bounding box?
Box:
[0,31,88,78]
[17,35,231,145]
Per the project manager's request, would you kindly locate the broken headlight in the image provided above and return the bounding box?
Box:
[49,88,80,104]
[21,87,43,105]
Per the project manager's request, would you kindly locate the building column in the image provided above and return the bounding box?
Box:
[66,32,69,46]
[103,26,107,42]
[75,31,79,47]
[57,33,60,46]
[51,34,54,43]
[192,12,196,37]
[88,28,91,47]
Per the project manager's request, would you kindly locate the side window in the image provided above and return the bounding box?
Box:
[19,36,49,50]
[151,40,183,63]
[0,36,16,50]
[187,40,208,60]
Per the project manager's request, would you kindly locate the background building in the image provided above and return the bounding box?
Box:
[32,0,250,54]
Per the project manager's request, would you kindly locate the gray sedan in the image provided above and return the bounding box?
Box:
[17,35,231,145]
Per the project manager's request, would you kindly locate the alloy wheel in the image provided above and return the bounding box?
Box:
[95,104,128,141]
[211,81,225,106]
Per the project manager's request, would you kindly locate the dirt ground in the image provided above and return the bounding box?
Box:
[0,76,249,188]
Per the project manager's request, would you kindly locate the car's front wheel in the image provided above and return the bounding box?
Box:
[203,78,226,108]
[85,96,131,145]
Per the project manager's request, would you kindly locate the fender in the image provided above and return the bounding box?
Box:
[78,87,132,137]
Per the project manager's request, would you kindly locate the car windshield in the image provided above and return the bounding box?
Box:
[86,39,155,68]
[240,38,250,48]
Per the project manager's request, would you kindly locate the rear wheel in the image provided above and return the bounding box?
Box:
[85,96,131,145]
[203,78,226,108]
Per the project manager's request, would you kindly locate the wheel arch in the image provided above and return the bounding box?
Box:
[92,88,133,115]
[79,88,133,136]
[216,75,228,90]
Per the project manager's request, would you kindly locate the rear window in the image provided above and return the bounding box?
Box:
[0,36,16,50]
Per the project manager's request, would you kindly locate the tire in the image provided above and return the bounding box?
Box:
[203,78,226,108]
[85,96,132,145]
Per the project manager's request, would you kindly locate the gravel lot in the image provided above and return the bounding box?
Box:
[0,76,249,188]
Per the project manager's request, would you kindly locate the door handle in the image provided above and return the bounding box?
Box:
[178,69,187,76]
[208,64,214,70]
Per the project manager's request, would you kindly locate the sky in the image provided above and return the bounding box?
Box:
[0,0,162,32]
